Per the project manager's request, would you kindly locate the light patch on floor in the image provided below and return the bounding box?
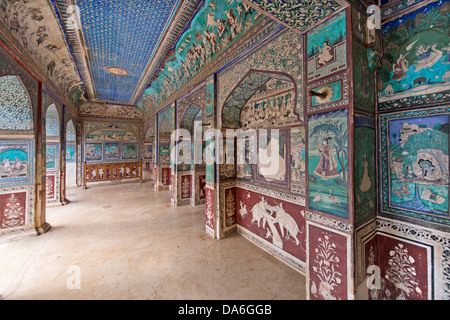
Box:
[0,182,306,300]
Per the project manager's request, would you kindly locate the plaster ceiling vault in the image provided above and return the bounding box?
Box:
[1,0,349,115]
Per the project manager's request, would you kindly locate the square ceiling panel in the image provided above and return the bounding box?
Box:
[74,0,181,104]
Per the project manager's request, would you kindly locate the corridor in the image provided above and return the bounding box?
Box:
[0,181,306,300]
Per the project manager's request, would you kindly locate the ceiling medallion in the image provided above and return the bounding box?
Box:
[103,66,130,76]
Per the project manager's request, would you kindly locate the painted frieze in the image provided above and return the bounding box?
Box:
[236,187,306,262]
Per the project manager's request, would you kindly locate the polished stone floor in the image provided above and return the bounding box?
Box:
[0,181,306,300]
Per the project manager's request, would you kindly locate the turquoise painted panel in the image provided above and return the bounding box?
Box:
[308,109,348,219]
[378,1,450,110]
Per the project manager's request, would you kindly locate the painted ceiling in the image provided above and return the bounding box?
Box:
[53,0,183,105]
[0,0,348,115]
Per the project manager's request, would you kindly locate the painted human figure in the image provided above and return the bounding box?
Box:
[317,40,334,66]
[392,53,409,81]
[2,158,12,174]
[313,137,340,180]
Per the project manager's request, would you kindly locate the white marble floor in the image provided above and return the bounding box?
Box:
[0,181,306,300]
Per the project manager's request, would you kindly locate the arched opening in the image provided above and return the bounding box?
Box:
[65,120,77,189]
[176,104,205,206]
[45,103,61,205]
[220,69,307,269]
[0,74,35,236]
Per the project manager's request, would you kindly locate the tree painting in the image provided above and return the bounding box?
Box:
[308,109,348,219]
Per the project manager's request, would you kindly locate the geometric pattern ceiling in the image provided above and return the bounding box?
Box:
[72,0,181,104]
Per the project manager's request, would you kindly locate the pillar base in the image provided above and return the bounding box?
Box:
[36,222,51,235]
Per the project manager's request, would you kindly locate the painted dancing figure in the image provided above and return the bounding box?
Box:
[313,137,340,180]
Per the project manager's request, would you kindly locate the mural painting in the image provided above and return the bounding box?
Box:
[45,104,60,137]
[205,135,215,183]
[144,144,153,160]
[104,143,120,161]
[161,167,171,186]
[0,191,26,229]
[158,142,170,165]
[206,77,214,118]
[158,104,175,136]
[306,71,349,113]
[355,115,376,226]
[247,0,342,32]
[46,173,58,201]
[308,109,348,219]
[85,143,103,162]
[181,174,192,199]
[381,109,449,222]
[205,187,215,233]
[46,143,59,170]
[240,80,297,129]
[378,1,450,109]
[217,30,303,123]
[353,39,375,114]
[142,0,263,108]
[255,128,290,188]
[376,234,431,300]
[236,187,306,262]
[0,75,33,131]
[66,145,75,162]
[236,130,255,182]
[306,9,347,82]
[121,143,138,160]
[198,175,206,200]
[0,141,32,185]
[309,224,347,300]
[85,126,137,142]
[290,126,306,195]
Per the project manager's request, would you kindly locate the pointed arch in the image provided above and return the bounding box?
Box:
[0,75,33,131]
[45,104,60,138]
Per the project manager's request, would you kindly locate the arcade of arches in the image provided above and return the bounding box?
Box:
[0,0,449,300]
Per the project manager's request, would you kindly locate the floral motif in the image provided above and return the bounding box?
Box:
[311,232,342,300]
[225,189,236,227]
[384,243,422,300]
[1,193,25,228]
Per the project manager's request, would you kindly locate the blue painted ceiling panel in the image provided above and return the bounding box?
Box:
[76,0,180,104]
